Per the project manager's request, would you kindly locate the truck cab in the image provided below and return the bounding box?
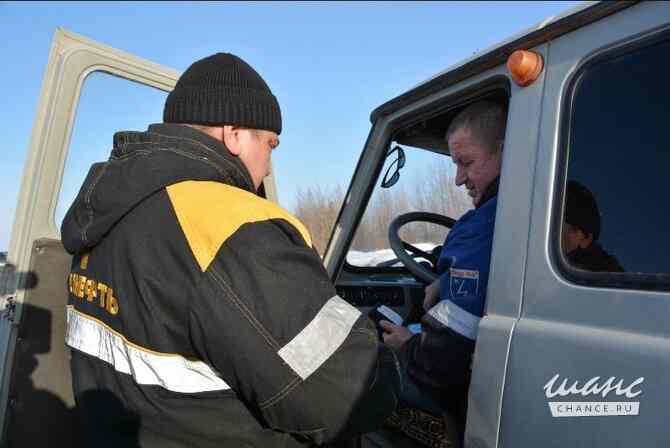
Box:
[2,2,670,447]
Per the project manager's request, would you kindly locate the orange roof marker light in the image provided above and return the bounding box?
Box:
[506,50,544,87]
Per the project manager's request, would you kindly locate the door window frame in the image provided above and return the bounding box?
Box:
[1,28,181,438]
[335,77,510,276]
[551,26,670,292]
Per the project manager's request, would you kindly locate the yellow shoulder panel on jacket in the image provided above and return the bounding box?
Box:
[166,181,313,272]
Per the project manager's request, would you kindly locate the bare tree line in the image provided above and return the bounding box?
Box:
[294,184,345,256]
[294,158,470,256]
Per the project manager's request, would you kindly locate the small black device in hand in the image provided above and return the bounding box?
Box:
[368,305,404,341]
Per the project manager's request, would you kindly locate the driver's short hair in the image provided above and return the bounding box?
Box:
[445,100,507,154]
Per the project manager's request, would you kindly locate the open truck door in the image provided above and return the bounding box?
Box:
[0,28,283,446]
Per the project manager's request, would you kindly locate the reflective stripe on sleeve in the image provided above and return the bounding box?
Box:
[427,299,481,340]
[65,306,230,393]
[278,295,361,380]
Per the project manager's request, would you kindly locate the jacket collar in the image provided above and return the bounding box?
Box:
[61,123,257,254]
[477,176,500,208]
[144,123,256,193]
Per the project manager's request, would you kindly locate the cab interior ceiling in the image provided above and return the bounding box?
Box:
[394,89,509,156]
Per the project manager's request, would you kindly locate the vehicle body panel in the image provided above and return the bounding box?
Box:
[499,3,670,446]
[370,1,634,122]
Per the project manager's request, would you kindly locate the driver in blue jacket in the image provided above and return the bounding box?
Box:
[380,100,506,424]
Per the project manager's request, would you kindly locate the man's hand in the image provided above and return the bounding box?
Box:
[423,278,441,312]
[379,320,412,351]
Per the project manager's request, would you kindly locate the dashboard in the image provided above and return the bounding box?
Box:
[336,273,426,324]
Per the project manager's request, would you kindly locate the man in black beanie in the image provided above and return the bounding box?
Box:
[562,180,624,272]
[61,53,400,447]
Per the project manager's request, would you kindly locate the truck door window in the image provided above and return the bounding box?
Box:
[55,72,167,229]
[347,145,470,267]
[558,33,670,289]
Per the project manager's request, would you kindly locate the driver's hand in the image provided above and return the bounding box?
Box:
[423,278,441,312]
[380,320,412,351]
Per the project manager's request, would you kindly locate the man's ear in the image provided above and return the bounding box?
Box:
[222,125,243,156]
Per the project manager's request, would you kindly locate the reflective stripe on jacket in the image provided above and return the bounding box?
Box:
[62,123,400,447]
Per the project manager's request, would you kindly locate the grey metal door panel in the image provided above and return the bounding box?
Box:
[464,44,547,448]
[500,3,670,447]
[5,239,76,447]
[501,319,670,446]
[466,317,515,448]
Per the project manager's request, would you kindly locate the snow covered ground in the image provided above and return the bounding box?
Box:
[346,243,437,267]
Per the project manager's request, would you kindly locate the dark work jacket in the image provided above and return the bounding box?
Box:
[568,242,624,272]
[61,123,400,447]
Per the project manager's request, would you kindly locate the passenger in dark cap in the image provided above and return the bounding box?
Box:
[562,180,624,272]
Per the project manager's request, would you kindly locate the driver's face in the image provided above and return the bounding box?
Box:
[449,126,502,207]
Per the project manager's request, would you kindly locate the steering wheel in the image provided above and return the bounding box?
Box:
[388,212,456,284]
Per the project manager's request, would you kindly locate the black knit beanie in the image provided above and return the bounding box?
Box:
[565,180,600,240]
[163,53,282,134]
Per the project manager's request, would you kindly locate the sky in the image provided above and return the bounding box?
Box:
[0,0,582,251]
